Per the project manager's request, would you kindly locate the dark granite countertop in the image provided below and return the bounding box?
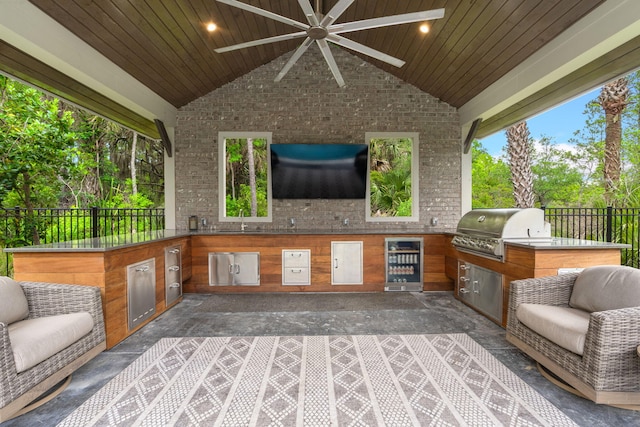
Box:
[3,230,191,253]
[4,229,445,252]
[5,231,629,253]
[504,237,630,249]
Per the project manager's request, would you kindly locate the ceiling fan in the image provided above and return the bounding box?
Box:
[214,0,444,87]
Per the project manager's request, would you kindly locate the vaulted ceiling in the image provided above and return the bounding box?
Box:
[1,1,640,140]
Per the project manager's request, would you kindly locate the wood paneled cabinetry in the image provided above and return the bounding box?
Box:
[186,234,452,293]
[11,236,191,349]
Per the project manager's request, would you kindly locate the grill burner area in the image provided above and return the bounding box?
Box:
[452,208,551,261]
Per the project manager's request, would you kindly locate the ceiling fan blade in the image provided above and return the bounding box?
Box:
[316,39,345,87]
[214,31,307,53]
[327,35,405,68]
[297,0,319,26]
[217,0,309,31]
[320,0,356,27]
[329,8,445,34]
[275,38,314,82]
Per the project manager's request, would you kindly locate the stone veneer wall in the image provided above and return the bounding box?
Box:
[175,45,461,232]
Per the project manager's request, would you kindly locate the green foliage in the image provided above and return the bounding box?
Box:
[473,70,640,209]
[224,138,268,217]
[471,141,514,208]
[369,138,413,217]
[0,75,164,211]
[0,76,76,207]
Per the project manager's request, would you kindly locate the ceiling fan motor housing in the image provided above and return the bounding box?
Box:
[307,26,328,40]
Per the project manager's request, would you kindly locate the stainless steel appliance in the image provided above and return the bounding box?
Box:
[384,237,423,291]
[127,258,156,330]
[451,208,551,261]
[457,261,502,323]
[164,245,182,306]
[208,252,260,286]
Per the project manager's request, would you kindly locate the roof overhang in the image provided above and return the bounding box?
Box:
[460,0,640,139]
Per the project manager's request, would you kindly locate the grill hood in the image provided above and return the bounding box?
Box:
[455,208,550,239]
[452,208,551,261]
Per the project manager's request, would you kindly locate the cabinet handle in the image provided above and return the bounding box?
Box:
[459,288,470,294]
[235,264,240,274]
[168,265,180,271]
[169,249,180,254]
[334,258,338,269]
[169,282,180,288]
[291,269,302,273]
[136,266,150,272]
[459,277,469,282]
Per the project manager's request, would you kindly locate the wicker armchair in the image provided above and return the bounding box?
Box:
[506,270,640,406]
[0,279,106,421]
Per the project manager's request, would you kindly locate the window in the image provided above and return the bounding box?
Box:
[218,132,272,222]
[366,132,419,222]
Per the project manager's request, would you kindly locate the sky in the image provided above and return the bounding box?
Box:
[477,88,601,156]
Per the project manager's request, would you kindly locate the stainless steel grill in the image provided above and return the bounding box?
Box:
[452,208,551,261]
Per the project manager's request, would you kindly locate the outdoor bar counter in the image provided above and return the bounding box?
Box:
[5,231,629,347]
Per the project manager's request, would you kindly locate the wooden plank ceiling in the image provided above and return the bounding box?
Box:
[12,0,605,132]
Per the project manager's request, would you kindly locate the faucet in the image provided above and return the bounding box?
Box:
[240,209,247,231]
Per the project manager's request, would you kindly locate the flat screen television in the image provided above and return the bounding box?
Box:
[270,143,368,199]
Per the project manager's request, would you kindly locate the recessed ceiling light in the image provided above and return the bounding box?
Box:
[206,22,217,32]
[419,23,429,34]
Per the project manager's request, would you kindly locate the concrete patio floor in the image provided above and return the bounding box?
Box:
[5,291,640,426]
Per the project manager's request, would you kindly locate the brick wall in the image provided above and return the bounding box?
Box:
[175,45,461,232]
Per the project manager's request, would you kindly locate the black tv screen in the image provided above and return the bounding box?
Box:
[270,143,368,199]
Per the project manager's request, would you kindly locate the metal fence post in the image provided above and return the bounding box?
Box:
[91,206,99,239]
[606,206,613,242]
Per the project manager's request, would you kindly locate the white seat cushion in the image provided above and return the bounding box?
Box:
[0,277,29,324]
[8,312,94,373]
[516,303,590,355]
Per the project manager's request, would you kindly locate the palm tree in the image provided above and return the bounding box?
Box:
[506,121,535,208]
[598,77,630,206]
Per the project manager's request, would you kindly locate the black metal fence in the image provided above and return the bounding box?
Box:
[543,207,640,268]
[1,207,165,276]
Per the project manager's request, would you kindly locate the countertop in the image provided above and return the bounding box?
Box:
[3,229,442,253]
[504,237,631,249]
[4,231,630,253]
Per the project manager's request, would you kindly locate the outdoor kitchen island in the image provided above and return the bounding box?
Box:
[5,230,628,347]
[5,231,450,348]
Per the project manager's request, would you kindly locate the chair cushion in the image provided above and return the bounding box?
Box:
[8,312,94,373]
[0,277,29,324]
[569,265,640,313]
[516,303,590,355]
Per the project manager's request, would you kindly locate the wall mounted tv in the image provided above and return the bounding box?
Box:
[270,143,368,199]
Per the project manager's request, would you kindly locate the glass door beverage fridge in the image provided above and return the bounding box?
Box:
[384,237,423,291]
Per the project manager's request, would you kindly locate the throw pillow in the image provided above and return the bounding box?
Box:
[569,265,640,312]
[0,277,30,324]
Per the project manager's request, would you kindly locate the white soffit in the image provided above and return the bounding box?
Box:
[459,0,640,130]
[0,1,177,126]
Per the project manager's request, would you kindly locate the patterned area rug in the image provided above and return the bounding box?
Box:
[58,334,576,426]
